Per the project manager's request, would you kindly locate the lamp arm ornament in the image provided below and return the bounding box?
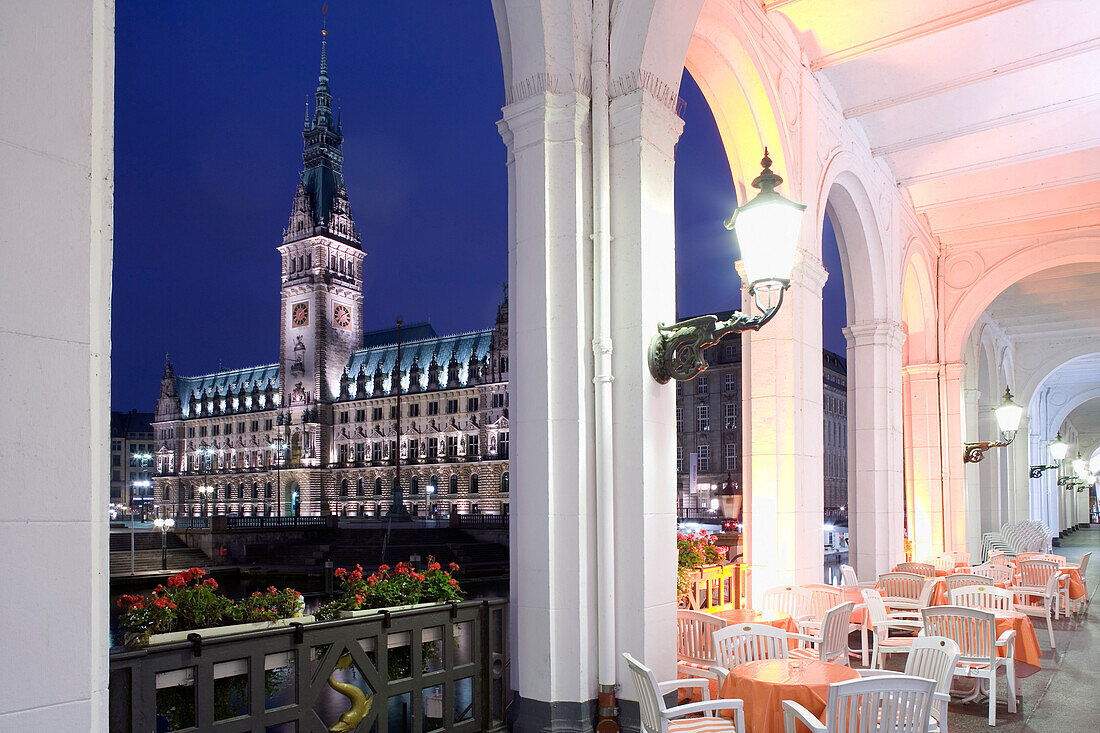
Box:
[648,283,787,384]
[1029,464,1059,479]
[963,434,1014,464]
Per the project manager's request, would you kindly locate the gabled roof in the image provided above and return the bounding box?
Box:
[362,321,437,348]
[344,328,494,398]
[176,363,280,418]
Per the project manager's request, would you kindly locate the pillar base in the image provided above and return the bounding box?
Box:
[509,696,595,733]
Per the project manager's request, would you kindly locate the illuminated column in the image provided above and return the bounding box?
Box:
[844,320,905,577]
[1009,416,1030,524]
[963,387,983,558]
[902,363,946,558]
[742,255,827,600]
[499,89,599,729]
[608,86,683,698]
[942,362,969,555]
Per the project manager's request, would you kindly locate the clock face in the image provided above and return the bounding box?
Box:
[333,304,352,329]
[291,302,309,327]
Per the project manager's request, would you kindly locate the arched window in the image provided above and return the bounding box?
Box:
[340,479,349,497]
[411,476,419,495]
[429,475,438,494]
[375,478,383,496]
[449,474,459,494]
[164,486,172,502]
[265,482,273,500]
[239,482,245,501]
[357,478,364,497]
[469,474,478,494]
[501,472,509,493]
[252,482,258,500]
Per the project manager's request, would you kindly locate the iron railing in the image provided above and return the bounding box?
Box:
[109,599,508,732]
[453,514,509,529]
[171,516,209,530]
[227,516,328,529]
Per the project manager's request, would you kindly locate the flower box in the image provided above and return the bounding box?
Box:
[143,615,314,647]
[337,602,438,619]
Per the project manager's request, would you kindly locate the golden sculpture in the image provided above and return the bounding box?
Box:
[327,651,373,733]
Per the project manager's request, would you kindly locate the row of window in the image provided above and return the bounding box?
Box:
[187,419,273,439]
[338,395,489,423]
[165,472,510,502]
[676,443,739,473]
[676,371,739,397]
[675,403,738,432]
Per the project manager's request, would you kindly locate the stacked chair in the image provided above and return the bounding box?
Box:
[981,521,1053,561]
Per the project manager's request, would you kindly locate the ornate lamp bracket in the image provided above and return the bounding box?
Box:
[963,435,1013,464]
[648,281,788,384]
[1029,464,1059,479]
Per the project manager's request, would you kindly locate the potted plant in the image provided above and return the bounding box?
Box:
[118,567,311,647]
[314,558,464,620]
[677,531,728,606]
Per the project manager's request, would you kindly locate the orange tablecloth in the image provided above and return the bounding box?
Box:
[993,609,1042,677]
[1061,568,1086,600]
[713,608,794,632]
[678,609,795,703]
[720,659,859,733]
[928,577,1009,606]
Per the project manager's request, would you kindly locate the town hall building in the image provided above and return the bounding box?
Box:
[151,39,510,519]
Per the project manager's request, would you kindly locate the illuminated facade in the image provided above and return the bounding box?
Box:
[109,410,154,512]
[675,334,848,513]
[150,40,511,518]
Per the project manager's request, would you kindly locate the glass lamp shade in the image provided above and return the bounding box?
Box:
[993,388,1023,435]
[1049,434,1069,461]
[731,193,805,285]
[1073,455,1088,478]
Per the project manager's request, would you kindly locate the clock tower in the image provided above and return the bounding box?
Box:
[278,32,365,411]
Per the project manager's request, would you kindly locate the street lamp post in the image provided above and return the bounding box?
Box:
[648,150,805,383]
[426,479,436,525]
[197,445,217,517]
[271,421,289,518]
[153,516,175,570]
[134,451,153,520]
[1030,433,1068,478]
[963,387,1024,463]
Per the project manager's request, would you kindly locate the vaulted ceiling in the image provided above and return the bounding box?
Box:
[768,0,1100,443]
[769,0,1100,253]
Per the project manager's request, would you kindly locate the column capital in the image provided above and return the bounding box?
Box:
[792,252,829,292]
[499,89,591,155]
[902,362,940,379]
[843,319,906,348]
[608,85,685,157]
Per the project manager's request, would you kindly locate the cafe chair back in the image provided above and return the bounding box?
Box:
[860,589,923,669]
[676,609,726,680]
[781,675,937,733]
[840,564,875,589]
[948,584,1013,611]
[920,606,1016,726]
[623,652,747,733]
[926,554,957,574]
[896,562,936,578]
[943,574,988,593]
[1011,570,1062,647]
[711,622,788,684]
[789,601,855,666]
[878,573,926,604]
[971,563,1014,585]
[858,637,960,733]
[761,585,814,624]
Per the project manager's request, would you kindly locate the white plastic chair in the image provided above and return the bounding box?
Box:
[711,622,788,684]
[877,573,927,609]
[988,551,1008,566]
[861,589,923,669]
[971,563,1014,585]
[676,609,726,681]
[948,584,1013,611]
[1074,551,1091,614]
[789,602,856,666]
[897,562,936,578]
[623,652,746,733]
[921,606,1016,726]
[1012,570,1062,647]
[1014,559,1063,617]
[761,585,814,625]
[926,555,956,574]
[781,675,937,733]
[943,574,988,593]
[841,564,875,589]
[859,636,961,733]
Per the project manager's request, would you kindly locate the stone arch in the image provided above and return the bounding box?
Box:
[945,235,1100,361]
[901,248,937,365]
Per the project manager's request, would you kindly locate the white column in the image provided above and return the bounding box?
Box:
[1010,416,1030,524]
[743,256,827,600]
[0,1,112,730]
[844,320,906,577]
[902,363,948,559]
[500,90,600,729]
[963,388,983,559]
[607,87,683,699]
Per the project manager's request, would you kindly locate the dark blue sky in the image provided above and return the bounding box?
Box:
[113,2,846,411]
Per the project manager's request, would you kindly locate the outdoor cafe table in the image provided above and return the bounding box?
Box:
[1008,560,1086,602]
[720,658,859,733]
[991,608,1042,677]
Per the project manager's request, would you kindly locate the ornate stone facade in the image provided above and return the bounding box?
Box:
[151,40,510,518]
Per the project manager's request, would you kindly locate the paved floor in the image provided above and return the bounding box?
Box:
[883,527,1100,731]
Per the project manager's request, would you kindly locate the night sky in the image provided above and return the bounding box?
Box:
[113,2,846,412]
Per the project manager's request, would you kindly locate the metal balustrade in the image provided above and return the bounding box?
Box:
[109,599,509,732]
[227,516,328,529]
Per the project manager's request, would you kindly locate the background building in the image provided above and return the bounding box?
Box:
[151,40,510,518]
[675,325,848,515]
[109,409,154,516]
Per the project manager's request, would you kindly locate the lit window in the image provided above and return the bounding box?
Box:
[724,403,737,430]
[696,405,709,432]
